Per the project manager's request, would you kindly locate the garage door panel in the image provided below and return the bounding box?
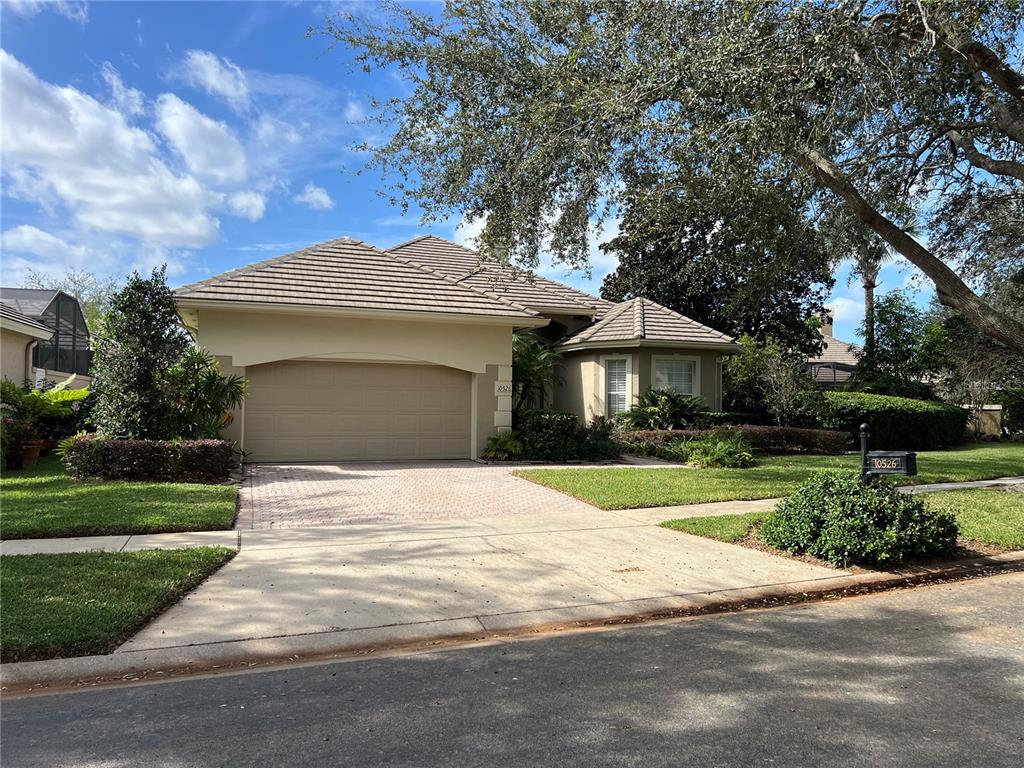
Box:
[245,361,471,462]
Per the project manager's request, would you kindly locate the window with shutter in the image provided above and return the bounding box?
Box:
[654,358,695,394]
[604,358,628,416]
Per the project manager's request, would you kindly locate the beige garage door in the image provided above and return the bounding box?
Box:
[245,361,471,462]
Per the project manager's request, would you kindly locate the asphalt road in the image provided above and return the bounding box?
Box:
[3,572,1022,768]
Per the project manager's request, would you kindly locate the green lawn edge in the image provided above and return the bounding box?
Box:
[516,444,1024,510]
[659,489,1024,551]
[0,547,236,663]
[0,456,238,540]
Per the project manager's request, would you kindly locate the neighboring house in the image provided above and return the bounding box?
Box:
[0,289,93,387]
[174,235,739,462]
[0,301,54,384]
[806,312,861,386]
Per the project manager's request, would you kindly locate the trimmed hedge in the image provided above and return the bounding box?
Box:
[814,391,968,450]
[515,410,621,461]
[63,436,235,483]
[760,471,959,567]
[625,425,850,455]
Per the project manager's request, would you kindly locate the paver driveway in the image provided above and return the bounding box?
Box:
[239,461,600,529]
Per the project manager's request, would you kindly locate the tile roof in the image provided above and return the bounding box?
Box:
[0,301,53,335]
[174,237,540,321]
[387,235,614,315]
[556,297,737,349]
[0,288,58,318]
[808,334,860,366]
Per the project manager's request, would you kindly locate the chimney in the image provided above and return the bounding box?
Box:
[820,308,834,337]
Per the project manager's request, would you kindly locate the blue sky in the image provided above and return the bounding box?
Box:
[0,0,925,342]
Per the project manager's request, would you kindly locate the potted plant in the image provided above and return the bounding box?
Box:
[4,415,44,470]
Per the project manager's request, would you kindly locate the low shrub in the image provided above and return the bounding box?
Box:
[760,471,959,567]
[686,432,757,468]
[623,425,849,456]
[696,411,767,427]
[813,391,968,450]
[618,389,707,430]
[482,430,524,461]
[515,410,621,461]
[63,436,235,483]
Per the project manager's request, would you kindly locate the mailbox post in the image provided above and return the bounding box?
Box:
[860,423,918,483]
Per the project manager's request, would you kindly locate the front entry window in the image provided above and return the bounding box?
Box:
[605,358,628,416]
[654,358,695,395]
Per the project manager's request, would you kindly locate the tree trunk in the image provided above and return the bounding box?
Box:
[863,281,875,357]
[798,149,1024,354]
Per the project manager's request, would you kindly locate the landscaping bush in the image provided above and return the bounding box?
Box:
[515,410,621,461]
[685,431,757,468]
[623,425,849,456]
[63,436,235,483]
[813,391,968,450]
[697,411,767,427]
[481,430,524,461]
[618,389,707,430]
[760,471,959,567]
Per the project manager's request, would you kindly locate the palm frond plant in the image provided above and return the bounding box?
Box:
[165,348,248,439]
[619,388,707,430]
[511,331,563,417]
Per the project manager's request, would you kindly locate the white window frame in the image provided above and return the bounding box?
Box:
[599,354,633,418]
[651,354,701,397]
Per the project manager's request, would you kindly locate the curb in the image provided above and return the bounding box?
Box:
[3,550,1022,695]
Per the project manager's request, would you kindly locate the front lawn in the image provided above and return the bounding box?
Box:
[0,456,238,539]
[661,489,1024,552]
[0,547,235,662]
[926,489,1024,550]
[516,443,1023,510]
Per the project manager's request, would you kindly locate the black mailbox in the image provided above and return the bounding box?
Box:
[865,451,918,477]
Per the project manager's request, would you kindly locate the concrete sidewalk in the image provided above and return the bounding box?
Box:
[120,504,841,653]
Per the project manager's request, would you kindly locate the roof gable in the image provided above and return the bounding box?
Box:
[388,235,614,315]
[174,237,539,321]
[556,297,737,349]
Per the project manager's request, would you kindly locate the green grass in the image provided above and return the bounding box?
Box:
[517,443,1023,510]
[926,489,1024,550]
[661,489,1024,551]
[661,512,765,543]
[0,547,235,662]
[0,456,238,539]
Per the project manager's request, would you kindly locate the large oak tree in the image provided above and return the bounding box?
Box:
[326,0,1024,351]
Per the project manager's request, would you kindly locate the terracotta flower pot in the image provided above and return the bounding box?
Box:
[8,439,44,470]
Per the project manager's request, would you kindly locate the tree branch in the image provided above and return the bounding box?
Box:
[946,130,1024,182]
[797,148,1024,353]
[956,41,1024,103]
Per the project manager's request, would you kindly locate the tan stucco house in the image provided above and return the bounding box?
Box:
[175,235,739,462]
[0,289,93,388]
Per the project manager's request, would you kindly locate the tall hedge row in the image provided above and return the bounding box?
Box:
[815,391,968,450]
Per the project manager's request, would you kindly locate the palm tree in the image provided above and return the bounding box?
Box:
[852,237,890,357]
[511,332,563,416]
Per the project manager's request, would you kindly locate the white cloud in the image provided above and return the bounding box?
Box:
[254,115,300,146]
[0,51,219,247]
[5,0,88,24]
[293,182,334,210]
[830,296,866,324]
[176,50,250,113]
[155,93,247,186]
[3,225,91,263]
[343,99,366,122]
[228,190,267,221]
[100,62,145,116]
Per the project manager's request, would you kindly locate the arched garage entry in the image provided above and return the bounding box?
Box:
[244,359,472,462]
